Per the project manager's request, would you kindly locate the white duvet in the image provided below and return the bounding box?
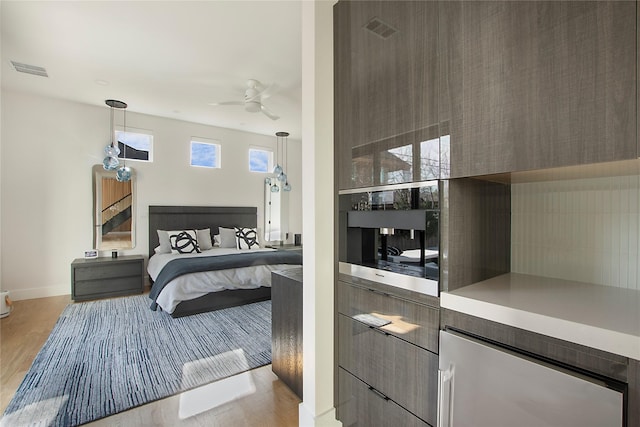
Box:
[148,248,298,314]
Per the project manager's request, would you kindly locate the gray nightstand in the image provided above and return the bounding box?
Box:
[71,255,144,301]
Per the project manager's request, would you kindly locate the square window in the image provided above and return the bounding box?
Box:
[191,139,220,168]
[115,129,153,162]
[249,148,273,173]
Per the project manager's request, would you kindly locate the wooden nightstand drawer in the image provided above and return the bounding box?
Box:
[71,255,144,301]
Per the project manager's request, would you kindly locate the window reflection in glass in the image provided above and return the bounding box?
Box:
[380,144,412,185]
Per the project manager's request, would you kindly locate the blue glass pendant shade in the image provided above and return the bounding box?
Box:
[273,164,283,175]
[277,173,287,183]
[270,183,279,193]
[116,166,132,182]
[103,156,119,170]
[104,144,120,157]
[283,182,291,192]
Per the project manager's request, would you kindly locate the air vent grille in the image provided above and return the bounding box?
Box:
[364,17,398,39]
[10,61,48,77]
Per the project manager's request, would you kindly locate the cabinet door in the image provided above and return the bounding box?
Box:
[338,315,438,426]
[337,280,440,352]
[336,368,430,427]
[442,1,636,178]
[335,1,440,190]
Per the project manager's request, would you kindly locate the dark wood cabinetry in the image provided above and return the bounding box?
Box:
[442,1,637,178]
[335,0,441,190]
[271,268,303,399]
[337,368,430,427]
[71,255,144,301]
[336,277,439,426]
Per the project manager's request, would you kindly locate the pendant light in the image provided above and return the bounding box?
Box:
[102,99,125,170]
[272,131,291,192]
[102,99,132,182]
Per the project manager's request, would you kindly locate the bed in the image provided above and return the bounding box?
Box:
[147,206,302,318]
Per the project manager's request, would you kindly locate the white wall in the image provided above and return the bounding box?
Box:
[1,89,302,300]
[512,175,640,290]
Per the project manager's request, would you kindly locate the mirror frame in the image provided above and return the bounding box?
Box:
[92,164,136,250]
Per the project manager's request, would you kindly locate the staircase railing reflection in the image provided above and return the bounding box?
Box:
[102,193,132,235]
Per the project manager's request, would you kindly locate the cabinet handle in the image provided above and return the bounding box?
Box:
[368,386,390,401]
[367,288,390,297]
[369,326,390,336]
[437,366,454,427]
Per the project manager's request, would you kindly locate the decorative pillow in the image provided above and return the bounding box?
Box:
[156,230,172,254]
[168,230,200,254]
[196,228,213,250]
[218,227,237,248]
[213,234,220,247]
[235,227,260,250]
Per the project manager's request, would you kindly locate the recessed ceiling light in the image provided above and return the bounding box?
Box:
[95,79,109,86]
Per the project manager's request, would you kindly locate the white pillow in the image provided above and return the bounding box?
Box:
[156,230,172,254]
[168,230,200,254]
[213,234,220,247]
[196,228,213,250]
[235,227,260,250]
[218,227,237,248]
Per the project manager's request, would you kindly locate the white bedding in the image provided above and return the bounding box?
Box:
[148,247,297,314]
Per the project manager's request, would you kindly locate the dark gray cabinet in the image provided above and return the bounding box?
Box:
[336,368,430,427]
[334,0,441,190]
[71,255,144,301]
[442,1,637,178]
[336,278,439,426]
[271,268,303,399]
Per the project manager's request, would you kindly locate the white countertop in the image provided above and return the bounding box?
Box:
[440,273,640,360]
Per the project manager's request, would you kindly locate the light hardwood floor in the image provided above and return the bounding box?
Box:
[0,295,300,426]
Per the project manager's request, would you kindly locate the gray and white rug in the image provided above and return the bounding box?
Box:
[1,295,271,427]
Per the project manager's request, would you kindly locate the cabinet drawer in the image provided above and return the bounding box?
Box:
[336,368,430,427]
[337,280,439,352]
[73,276,142,299]
[74,261,141,281]
[338,314,438,426]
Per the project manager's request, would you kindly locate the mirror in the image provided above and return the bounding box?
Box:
[264,180,289,243]
[92,164,135,250]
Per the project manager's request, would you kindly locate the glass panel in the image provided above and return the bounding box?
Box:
[351,152,374,188]
[420,137,440,180]
[380,144,412,185]
[116,130,153,161]
[191,141,220,168]
[249,148,272,173]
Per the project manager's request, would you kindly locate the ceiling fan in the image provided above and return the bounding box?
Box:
[209,79,280,120]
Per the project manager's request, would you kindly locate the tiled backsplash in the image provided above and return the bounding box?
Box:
[511,175,640,290]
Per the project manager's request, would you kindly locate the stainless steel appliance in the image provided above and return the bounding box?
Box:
[438,330,625,427]
[338,181,440,296]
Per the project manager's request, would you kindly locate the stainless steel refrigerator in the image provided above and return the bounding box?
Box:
[438,330,625,427]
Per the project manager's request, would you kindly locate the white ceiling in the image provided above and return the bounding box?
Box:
[1,1,303,140]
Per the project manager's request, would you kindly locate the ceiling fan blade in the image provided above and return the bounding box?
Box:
[209,101,244,106]
[258,83,279,100]
[260,104,280,120]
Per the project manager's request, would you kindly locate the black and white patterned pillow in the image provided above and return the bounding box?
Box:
[169,230,201,254]
[235,227,260,250]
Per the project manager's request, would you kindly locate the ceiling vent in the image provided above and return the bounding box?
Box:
[10,61,48,77]
[363,17,398,39]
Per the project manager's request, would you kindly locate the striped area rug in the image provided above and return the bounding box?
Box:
[1,295,272,427]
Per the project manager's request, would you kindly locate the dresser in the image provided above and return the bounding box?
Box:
[71,255,144,301]
[271,267,303,399]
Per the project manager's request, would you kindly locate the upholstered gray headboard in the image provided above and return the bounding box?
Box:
[148,206,257,258]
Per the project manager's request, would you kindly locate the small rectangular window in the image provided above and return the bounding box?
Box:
[249,148,273,173]
[191,138,221,168]
[115,129,153,162]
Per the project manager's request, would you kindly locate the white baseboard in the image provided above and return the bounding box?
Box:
[298,403,341,427]
[4,285,70,301]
